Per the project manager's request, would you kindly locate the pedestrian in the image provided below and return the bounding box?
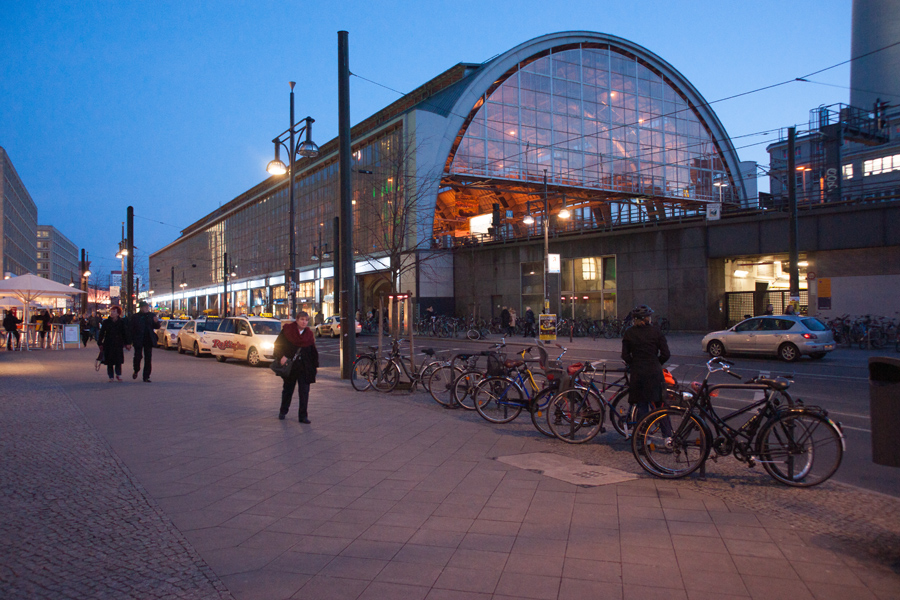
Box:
[79,314,91,346]
[509,308,517,336]
[764,303,774,316]
[500,306,511,337]
[524,306,536,338]
[784,304,796,315]
[3,308,22,351]
[130,301,160,382]
[89,312,101,342]
[37,309,52,349]
[98,306,132,382]
[621,305,671,428]
[273,310,319,423]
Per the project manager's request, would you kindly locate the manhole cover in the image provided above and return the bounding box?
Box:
[497,452,637,487]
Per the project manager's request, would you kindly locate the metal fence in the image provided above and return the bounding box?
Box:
[725,290,809,326]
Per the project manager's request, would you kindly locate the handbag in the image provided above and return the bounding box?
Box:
[269,348,301,378]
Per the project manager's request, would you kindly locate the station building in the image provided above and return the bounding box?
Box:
[149,31,757,328]
[148,30,899,330]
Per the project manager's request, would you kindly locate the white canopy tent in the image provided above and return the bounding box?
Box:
[0,274,87,349]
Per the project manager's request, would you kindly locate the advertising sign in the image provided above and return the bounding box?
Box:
[539,313,557,341]
[548,254,561,274]
[63,325,80,344]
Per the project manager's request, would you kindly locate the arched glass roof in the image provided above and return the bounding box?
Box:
[450,44,734,201]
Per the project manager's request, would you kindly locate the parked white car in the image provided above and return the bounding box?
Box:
[157,319,188,350]
[208,317,282,366]
[176,318,222,357]
[315,315,361,338]
[701,315,835,362]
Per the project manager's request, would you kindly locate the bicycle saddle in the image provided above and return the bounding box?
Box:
[504,359,525,369]
[754,377,791,391]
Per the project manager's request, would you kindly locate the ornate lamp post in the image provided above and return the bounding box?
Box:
[265,82,319,317]
[522,170,568,314]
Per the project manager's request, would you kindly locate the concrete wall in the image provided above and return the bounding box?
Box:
[809,246,900,319]
[454,223,714,330]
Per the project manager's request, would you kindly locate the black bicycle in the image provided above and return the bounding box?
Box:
[632,357,844,487]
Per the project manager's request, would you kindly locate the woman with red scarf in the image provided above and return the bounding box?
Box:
[274,311,319,423]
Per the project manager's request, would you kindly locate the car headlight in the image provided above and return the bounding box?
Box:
[261,342,274,351]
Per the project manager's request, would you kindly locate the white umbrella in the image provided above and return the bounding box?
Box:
[0,274,86,347]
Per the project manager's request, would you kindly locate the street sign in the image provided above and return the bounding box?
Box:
[548,254,561,274]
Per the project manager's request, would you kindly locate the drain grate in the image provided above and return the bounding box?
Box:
[497,452,637,487]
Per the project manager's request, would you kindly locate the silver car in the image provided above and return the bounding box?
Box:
[702,315,835,362]
[156,319,188,350]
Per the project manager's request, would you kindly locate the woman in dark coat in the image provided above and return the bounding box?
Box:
[98,306,132,382]
[273,311,319,423]
[621,304,670,423]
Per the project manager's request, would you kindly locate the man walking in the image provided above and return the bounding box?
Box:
[130,301,160,382]
[3,309,22,351]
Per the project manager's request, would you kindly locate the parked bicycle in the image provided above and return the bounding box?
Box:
[351,339,446,393]
[631,357,844,487]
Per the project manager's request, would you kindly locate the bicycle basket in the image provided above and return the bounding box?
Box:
[486,353,506,376]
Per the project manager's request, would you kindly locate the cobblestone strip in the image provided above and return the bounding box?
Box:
[0,356,234,599]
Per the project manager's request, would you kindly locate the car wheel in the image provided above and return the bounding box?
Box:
[193,343,200,358]
[315,328,321,337]
[177,340,185,354]
[707,340,726,358]
[778,342,800,362]
[247,347,260,367]
[333,330,339,338]
[215,355,227,363]
[162,338,169,350]
[810,352,827,360]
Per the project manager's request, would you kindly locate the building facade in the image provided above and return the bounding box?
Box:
[1,147,38,278]
[36,225,79,284]
[150,31,750,326]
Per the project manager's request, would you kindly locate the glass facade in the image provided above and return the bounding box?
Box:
[442,43,737,240]
[560,256,617,320]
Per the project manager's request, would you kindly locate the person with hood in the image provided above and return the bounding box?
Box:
[98,306,132,382]
[130,301,160,382]
[273,311,319,423]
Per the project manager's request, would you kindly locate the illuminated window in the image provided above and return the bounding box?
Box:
[842,164,853,180]
[582,257,598,280]
[864,154,900,176]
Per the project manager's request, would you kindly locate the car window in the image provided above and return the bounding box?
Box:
[217,319,235,334]
[735,319,761,332]
[184,322,194,332]
[167,321,185,330]
[774,319,795,331]
[802,317,827,331]
[250,321,280,336]
[234,320,246,334]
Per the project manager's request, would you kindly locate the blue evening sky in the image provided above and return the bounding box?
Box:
[0,0,853,287]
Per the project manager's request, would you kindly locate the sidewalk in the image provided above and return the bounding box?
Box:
[2,348,899,599]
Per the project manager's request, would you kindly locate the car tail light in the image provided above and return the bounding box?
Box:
[802,333,818,339]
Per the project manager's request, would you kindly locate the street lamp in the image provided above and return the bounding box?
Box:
[522,170,569,314]
[265,81,319,318]
[179,275,187,313]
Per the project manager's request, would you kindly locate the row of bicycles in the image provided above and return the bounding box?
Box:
[350,338,845,487]
[826,314,900,351]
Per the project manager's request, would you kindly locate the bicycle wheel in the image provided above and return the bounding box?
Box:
[452,369,483,410]
[350,355,375,391]
[373,359,400,393]
[426,364,462,407]
[608,388,634,438]
[528,386,558,437]
[546,389,604,444]
[757,411,843,487]
[632,408,708,478]
[474,377,524,424]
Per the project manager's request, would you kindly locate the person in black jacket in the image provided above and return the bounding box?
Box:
[273,311,319,423]
[523,306,536,338]
[621,305,670,424]
[130,301,160,382]
[3,309,22,350]
[98,306,132,382]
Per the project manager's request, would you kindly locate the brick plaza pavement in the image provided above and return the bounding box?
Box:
[2,346,899,599]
